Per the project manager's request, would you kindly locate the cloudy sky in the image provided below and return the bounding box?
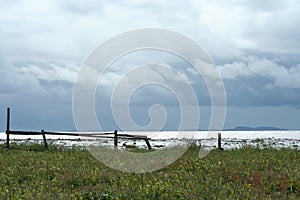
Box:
[1,0,300,131]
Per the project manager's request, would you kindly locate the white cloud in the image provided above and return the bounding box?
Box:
[104,63,197,104]
[0,63,43,95]
[0,60,78,99]
[1,0,299,66]
[191,0,300,54]
[218,56,300,88]
[16,64,78,83]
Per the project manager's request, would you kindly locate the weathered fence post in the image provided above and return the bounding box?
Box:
[218,133,222,150]
[41,129,48,150]
[6,107,10,148]
[144,138,152,150]
[114,130,118,148]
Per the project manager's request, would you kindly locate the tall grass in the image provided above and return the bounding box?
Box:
[0,144,299,199]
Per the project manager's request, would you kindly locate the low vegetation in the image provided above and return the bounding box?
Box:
[0,143,299,199]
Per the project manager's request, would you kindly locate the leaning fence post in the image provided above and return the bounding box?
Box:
[6,107,10,148]
[218,133,222,150]
[41,129,48,150]
[145,138,152,150]
[114,130,118,148]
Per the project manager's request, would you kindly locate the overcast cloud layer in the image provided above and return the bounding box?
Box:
[1,0,300,131]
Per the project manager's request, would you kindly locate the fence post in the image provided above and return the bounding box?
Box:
[218,133,222,150]
[144,138,152,150]
[6,107,10,148]
[41,129,48,150]
[114,130,118,148]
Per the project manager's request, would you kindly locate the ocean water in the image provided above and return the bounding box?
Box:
[1,130,300,149]
[1,130,300,139]
[131,130,300,140]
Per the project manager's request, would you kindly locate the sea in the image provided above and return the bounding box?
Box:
[1,130,300,150]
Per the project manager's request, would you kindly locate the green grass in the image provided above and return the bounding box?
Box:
[0,143,299,199]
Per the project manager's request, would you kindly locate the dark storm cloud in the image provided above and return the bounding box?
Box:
[224,76,300,107]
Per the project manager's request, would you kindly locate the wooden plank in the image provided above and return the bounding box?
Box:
[42,131,79,136]
[8,131,43,135]
[8,130,116,139]
[42,131,115,136]
[116,134,147,139]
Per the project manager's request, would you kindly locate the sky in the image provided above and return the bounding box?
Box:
[0,0,300,131]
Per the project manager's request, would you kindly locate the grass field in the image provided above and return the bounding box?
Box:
[0,143,299,199]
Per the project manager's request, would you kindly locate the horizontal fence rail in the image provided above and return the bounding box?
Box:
[4,107,152,150]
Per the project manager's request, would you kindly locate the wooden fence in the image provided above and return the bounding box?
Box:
[4,107,152,150]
